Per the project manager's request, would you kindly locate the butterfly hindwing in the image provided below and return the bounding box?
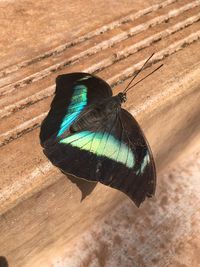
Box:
[116,109,156,205]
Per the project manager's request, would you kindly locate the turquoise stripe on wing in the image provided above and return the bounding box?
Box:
[60,130,135,168]
[57,85,87,136]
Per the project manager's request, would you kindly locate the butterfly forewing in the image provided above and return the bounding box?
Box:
[40,72,112,145]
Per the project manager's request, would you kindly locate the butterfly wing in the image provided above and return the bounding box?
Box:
[40,72,112,145]
[42,103,156,206]
[116,109,156,206]
[40,72,156,206]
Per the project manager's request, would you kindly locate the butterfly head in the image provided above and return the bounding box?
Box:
[118,92,127,103]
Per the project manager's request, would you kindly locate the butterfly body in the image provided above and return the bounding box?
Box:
[68,93,124,134]
[40,72,156,206]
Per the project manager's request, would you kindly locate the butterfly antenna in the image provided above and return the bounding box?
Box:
[125,63,163,93]
[123,53,155,94]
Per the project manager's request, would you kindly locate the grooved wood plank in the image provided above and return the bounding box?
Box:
[0,41,200,213]
[0,3,200,147]
[0,0,200,266]
[0,0,173,70]
[0,0,197,92]
[0,0,200,214]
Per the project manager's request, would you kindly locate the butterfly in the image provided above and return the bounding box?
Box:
[40,54,162,207]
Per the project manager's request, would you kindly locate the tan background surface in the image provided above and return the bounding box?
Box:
[0,0,200,266]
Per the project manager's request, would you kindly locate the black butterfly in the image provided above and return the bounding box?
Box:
[40,56,161,207]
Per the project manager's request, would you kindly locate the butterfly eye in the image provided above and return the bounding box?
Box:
[122,94,127,102]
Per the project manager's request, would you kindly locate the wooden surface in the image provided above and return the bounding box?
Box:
[0,0,200,266]
[42,152,200,267]
[1,149,200,267]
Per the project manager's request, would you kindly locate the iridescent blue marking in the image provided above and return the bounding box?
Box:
[57,85,87,136]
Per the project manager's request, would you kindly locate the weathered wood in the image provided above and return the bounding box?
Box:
[53,153,200,267]
[0,0,200,266]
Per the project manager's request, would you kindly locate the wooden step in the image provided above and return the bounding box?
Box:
[0,0,200,266]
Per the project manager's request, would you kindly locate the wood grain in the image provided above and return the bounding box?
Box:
[32,152,200,267]
[0,0,200,266]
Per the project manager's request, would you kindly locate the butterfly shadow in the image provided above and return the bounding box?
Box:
[61,171,97,201]
[0,256,9,267]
